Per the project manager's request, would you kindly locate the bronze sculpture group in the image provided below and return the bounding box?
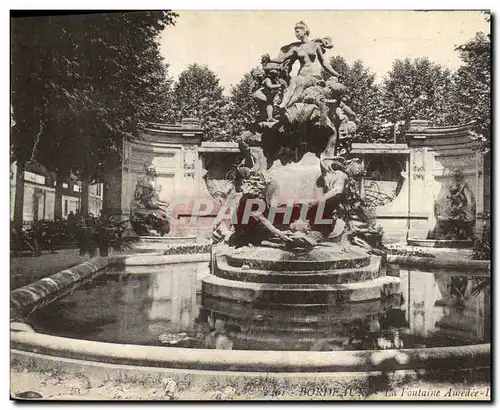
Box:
[129,21,382,252]
[214,21,383,254]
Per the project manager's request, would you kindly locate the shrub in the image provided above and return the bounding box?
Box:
[75,216,138,257]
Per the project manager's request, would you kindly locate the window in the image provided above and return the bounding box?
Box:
[64,200,68,216]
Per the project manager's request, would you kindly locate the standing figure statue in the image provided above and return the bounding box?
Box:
[130,164,171,236]
[270,21,342,110]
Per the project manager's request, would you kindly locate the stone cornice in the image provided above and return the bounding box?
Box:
[139,119,204,145]
[406,120,479,148]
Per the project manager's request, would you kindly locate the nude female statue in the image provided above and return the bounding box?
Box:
[270,21,342,110]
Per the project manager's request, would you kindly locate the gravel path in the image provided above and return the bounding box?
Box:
[10,362,491,401]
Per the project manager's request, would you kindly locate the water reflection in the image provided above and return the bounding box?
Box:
[30,265,490,351]
[400,269,488,346]
[145,262,198,333]
[30,262,204,346]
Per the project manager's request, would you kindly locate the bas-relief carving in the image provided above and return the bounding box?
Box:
[411,148,425,180]
[183,146,197,178]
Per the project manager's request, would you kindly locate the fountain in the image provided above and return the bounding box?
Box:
[200,20,401,350]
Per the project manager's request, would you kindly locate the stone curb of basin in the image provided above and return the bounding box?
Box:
[112,253,210,274]
[137,235,197,244]
[10,251,208,320]
[10,256,113,321]
[386,255,490,275]
[10,331,490,374]
[132,235,198,253]
[406,238,473,249]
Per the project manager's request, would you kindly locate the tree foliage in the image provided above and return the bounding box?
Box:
[378,57,454,142]
[11,11,177,181]
[448,31,491,151]
[167,63,229,141]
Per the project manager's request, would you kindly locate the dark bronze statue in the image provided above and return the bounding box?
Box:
[211,21,382,255]
[429,168,476,240]
[130,165,171,236]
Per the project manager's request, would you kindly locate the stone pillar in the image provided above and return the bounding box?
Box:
[406,120,431,239]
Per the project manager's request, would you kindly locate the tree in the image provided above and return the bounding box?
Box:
[168,63,229,141]
[378,57,454,142]
[448,31,491,151]
[324,56,382,142]
[11,11,177,225]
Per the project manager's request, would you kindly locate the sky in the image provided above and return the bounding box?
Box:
[159,10,490,94]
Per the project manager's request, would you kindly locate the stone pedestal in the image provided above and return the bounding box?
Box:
[406,120,484,240]
[202,243,401,350]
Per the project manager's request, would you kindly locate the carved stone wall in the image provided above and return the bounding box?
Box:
[406,120,484,239]
[102,120,204,228]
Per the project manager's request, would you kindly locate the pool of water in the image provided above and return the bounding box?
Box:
[29,262,490,351]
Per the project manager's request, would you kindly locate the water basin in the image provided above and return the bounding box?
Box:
[28,262,490,351]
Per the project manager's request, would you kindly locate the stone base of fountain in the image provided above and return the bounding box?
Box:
[202,243,401,350]
[131,235,198,253]
[407,238,473,249]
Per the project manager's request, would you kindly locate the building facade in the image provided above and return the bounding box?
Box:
[10,162,103,224]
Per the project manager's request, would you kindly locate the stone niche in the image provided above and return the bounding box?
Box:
[405,120,486,240]
[103,119,216,236]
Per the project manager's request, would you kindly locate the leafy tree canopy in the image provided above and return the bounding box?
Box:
[11,11,177,181]
[378,57,454,142]
[167,63,229,141]
[448,31,491,151]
